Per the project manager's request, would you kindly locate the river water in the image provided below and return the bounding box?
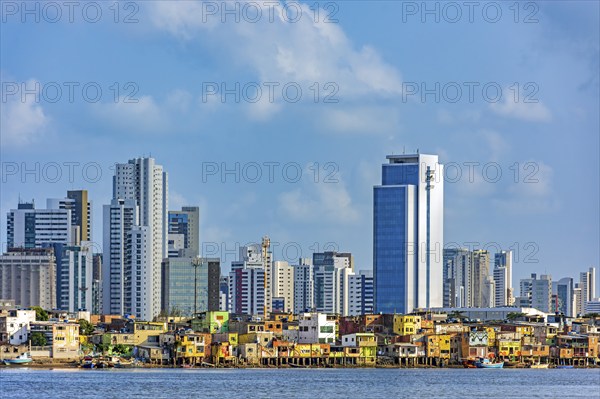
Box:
[1,368,599,398]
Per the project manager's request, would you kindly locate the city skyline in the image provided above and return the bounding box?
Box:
[2,155,598,319]
[1,2,598,294]
[2,153,598,299]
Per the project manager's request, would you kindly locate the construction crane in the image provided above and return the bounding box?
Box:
[262,236,270,319]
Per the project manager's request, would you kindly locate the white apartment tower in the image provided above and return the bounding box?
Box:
[271,260,294,313]
[313,252,354,315]
[493,250,514,307]
[103,157,168,320]
[102,198,138,316]
[229,245,267,316]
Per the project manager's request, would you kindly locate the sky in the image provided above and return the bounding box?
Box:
[1,1,598,293]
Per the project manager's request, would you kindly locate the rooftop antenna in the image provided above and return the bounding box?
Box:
[403,146,405,154]
[417,148,419,154]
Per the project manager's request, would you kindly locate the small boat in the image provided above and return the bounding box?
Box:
[462,359,477,368]
[3,353,32,365]
[555,365,574,369]
[475,358,504,369]
[81,361,95,369]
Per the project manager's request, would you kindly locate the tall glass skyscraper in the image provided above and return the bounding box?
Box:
[373,153,444,314]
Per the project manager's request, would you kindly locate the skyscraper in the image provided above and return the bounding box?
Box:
[103,157,168,320]
[313,251,354,315]
[168,207,199,258]
[374,153,444,314]
[471,249,490,308]
[443,248,472,308]
[519,273,552,312]
[7,202,72,248]
[348,270,374,316]
[293,258,314,314]
[271,260,294,313]
[7,199,93,311]
[580,267,597,305]
[493,250,513,307]
[47,190,92,243]
[229,245,267,316]
[161,257,220,316]
[552,277,573,316]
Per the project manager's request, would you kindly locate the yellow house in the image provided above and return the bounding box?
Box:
[515,325,534,337]
[133,322,167,346]
[394,315,422,336]
[341,333,377,365]
[174,333,211,365]
[426,334,451,360]
[498,339,521,358]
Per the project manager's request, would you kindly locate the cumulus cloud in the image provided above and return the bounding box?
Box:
[278,167,360,224]
[493,161,559,214]
[489,89,552,122]
[0,79,50,147]
[322,106,400,134]
[92,95,167,133]
[145,1,403,121]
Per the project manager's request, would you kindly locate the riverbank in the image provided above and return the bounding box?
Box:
[3,360,599,370]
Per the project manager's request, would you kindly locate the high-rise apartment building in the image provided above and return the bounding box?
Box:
[7,202,72,248]
[58,243,93,312]
[271,260,294,313]
[47,190,92,243]
[229,245,267,316]
[471,250,490,308]
[7,199,93,312]
[552,277,573,316]
[168,207,199,258]
[374,153,443,314]
[493,250,513,307]
[443,248,472,308]
[293,258,314,314]
[348,270,374,316]
[520,273,552,312]
[580,267,597,305]
[313,252,354,315]
[103,157,168,320]
[102,198,138,316]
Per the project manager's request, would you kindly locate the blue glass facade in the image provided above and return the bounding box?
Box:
[374,186,409,313]
[374,154,443,314]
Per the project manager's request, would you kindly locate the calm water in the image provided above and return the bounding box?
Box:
[1,368,599,398]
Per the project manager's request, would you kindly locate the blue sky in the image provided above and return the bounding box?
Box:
[1,1,598,292]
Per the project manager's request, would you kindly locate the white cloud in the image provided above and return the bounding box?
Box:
[92,95,168,133]
[278,171,360,224]
[169,190,189,210]
[0,79,50,147]
[322,106,400,134]
[146,1,403,120]
[482,130,510,162]
[93,88,204,134]
[489,93,552,122]
[493,161,559,214]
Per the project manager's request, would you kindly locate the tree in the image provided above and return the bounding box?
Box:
[31,306,48,321]
[507,312,526,321]
[95,343,109,354]
[112,344,130,356]
[30,332,47,346]
[78,319,95,336]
